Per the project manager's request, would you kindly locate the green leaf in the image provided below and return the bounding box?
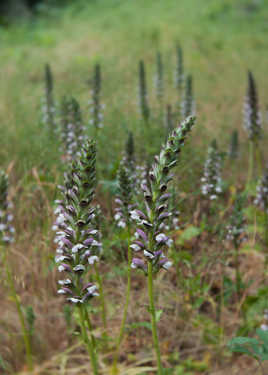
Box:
[156,309,163,323]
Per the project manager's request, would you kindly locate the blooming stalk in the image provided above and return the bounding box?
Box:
[201,139,223,201]
[54,140,100,374]
[130,116,195,374]
[174,43,184,92]
[243,71,262,185]
[154,52,164,106]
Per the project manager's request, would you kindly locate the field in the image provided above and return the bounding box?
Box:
[1,0,268,374]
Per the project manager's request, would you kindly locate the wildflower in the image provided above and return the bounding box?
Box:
[0,171,15,245]
[201,139,223,200]
[130,116,195,274]
[114,160,133,229]
[138,60,150,122]
[61,97,86,161]
[243,71,262,141]
[54,140,100,304]
[181,74,195,119]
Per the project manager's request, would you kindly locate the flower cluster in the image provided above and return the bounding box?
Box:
[53,140,101,304]
[254,166,268,213]
[226,195,247,248]
[60,97,86,161]
[160,188,180,232]
[130,116,195,274]
[243,71,262,141]
[201,139,223,200]
[89,64,104,130]
[114,160,134,229]
[174,43,184,91]
[138,60,150,122]
[154,52,164,104]
[181,74,195,119]
[0,171,15,245]
[41,63,56,133]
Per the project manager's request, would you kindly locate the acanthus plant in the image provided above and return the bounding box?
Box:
[0,171,33,370]
[89,63,104,138]
[53,140,105,375]
[201,139,223,202]
[243,71,262,186]
[130,115,195,375]
[59,97,86,162]
[41,63,56,135]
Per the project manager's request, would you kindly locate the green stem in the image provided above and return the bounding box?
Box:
[84,307,97,352]
[264,210,268,267]
[147,261,163,375]
[6,260,33,371]
[255,143,263,177]
[112,227,132,375]
[247,141,254,190]
[78,306,99,375]
[94,263,107,338]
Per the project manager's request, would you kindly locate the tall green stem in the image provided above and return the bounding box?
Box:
[112,227,132,374]
[264,210,268,267]
[84,307,97,352]
[147,261,163,375]
[6,260,33,371]
[94,263,107,338]
[78,306,99,375]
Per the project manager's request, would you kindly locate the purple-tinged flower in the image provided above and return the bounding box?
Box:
[254,165,268,213]
[54,140,100,304]
[201,139,223,201]
[130,116,195,274]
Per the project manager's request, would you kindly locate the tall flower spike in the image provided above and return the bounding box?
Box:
[114,160,133,229]
[0,171,15,245]
[42,63,56,133]
[138,60,150,122]
[228,130,239,160]
[154,52,164,104]
[201,139,223,200]
[181,74,195,119]
[174,43,184,91]
[130,116,195,274]
[89,63,104,131]
[243,71,261,141]
[54,140,101,304]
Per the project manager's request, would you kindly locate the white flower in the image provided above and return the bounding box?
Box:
[162,261,172,270]
[130,244,141,252]
[144,250,154,259]
[88,256,99,265]
[71,244,84,254]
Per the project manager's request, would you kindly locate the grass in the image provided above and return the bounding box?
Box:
[1,0,268,373]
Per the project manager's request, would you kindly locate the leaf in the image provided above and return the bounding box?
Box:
[155,309,163,323]
[176,225,202,246]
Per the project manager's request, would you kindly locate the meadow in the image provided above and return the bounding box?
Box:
[1,0,268,374]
